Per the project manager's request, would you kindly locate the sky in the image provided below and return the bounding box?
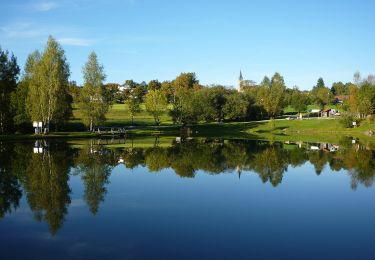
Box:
[1,0,374,89]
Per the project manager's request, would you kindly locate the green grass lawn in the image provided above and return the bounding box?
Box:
[283,104,342,114]
[183,118,375,144]
[69,103,173,130]
[246,118,375,143]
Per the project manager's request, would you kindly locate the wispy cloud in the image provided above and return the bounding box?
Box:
[0,23,46,39]
[0,22,94,47]
[57,37,94,46]
[34,1,59,12]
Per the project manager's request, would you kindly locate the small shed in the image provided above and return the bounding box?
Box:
[322,109,332,117]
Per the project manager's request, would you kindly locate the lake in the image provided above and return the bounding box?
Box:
[1,137,375,259]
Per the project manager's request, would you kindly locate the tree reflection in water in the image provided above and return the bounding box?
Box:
[74,142,116,215]
[1,137,375,234]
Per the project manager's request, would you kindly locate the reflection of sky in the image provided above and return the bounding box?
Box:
[2,162,375,259]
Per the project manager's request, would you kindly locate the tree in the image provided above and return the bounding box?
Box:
[27,36,71,132]
[131,85,146,102]
[145,89,168,125]
[173,72,199,90]
[345,84,360,116]
[259,73,286,119]
[311,78,333,109]
[103,83,120,104]
[79,52,109,131]
[357,82,375,118]
[354,71,361,86]
[11,52,41,132]
[223,92,248,120]
[331,82,348,96]
[0,47,20,134]
[160,80,174,103]
[198,86,228,122]
[127,96,141,125]
[148,80,161,91]
[316,77,326,88]
[10,81,30,132]
[169,88,201,124]
[291,88,308,119]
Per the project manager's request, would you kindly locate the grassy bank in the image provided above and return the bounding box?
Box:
[184,118,375,143]
[2,102,375,144]
[70,103,172,129]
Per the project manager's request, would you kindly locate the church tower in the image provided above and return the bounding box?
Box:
[238,70,244,91]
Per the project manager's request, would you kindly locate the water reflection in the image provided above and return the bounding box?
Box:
[74,145,115,215]
[1,137,375,235]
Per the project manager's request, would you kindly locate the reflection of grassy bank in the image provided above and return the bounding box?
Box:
[67,136,177,149]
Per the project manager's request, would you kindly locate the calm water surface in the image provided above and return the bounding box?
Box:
[1,137,375,259]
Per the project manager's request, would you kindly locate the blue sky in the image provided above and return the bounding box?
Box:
[1,0,374,89]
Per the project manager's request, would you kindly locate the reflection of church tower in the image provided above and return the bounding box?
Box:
[238,70,243,91]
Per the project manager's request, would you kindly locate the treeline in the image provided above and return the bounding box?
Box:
[1,36,375,134]
[1,138,375,234]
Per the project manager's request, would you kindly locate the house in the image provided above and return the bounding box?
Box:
[334,95,348,104]
[322,109,340,117]
[322,109,332,117]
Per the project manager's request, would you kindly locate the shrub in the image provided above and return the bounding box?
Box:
[340,114,356,128]
[367,114,375,123]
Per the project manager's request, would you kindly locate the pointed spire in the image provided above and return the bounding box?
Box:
[239,70,243,81]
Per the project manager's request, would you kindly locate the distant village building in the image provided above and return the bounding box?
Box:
[238,70,256,91]
[334,95,348,104]
[118,83,131,92]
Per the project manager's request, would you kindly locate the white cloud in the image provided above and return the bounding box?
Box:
[34,1,59,12]
[57,37,94,46]
[0,23,46,39]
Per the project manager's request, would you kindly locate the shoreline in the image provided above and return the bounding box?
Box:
[1,118,374,143]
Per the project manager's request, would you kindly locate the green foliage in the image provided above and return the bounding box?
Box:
[10,81,30,132]
[0,47,20,133]
[104,83,120,104]
[331,82,348,96]
[127,97,141,124]
[145,89,168,125]
[198,86,228,122]
[311,86,333,109]
[79,52,109,130]
[290,88,308,115]
[340,114,355,128]
[173,72,199,90]
[223,92,248,120]
[23,142,73,235]
[258,73,286,118]
[169,88,202,124]
[147,80,162,91]
[26,36,71,131]
[316,77,326,88]
[75,145,113,215]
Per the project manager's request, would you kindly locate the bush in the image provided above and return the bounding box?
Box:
[340,114,355,128]
[367,114,375,123]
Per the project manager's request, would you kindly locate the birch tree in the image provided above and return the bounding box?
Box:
[259,73,286,119]
[27,36,71,132]
[79,52,109,131]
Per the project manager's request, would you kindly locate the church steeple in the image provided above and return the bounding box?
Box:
[238,70,243,91]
